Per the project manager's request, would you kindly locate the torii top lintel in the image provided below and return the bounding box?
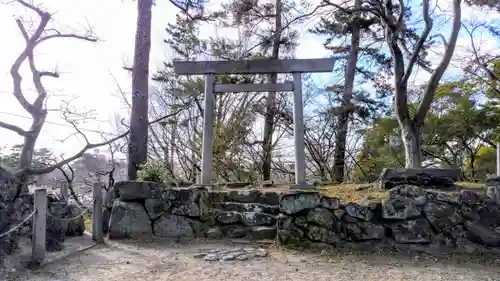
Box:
[172,58,334,75]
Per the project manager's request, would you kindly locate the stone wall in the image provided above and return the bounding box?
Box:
[278,185,500,254]
[209,190,279,240]
[0,184,86,265]
[1,166,85,266]
[106,181,500,255]
[106,182,280,241]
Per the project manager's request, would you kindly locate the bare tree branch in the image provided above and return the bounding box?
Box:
[0,121,27,136]
[17,109,186,176]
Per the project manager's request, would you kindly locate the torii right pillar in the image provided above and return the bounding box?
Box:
[291,72,310,189]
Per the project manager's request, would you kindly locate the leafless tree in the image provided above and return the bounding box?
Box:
[0,1,186,199]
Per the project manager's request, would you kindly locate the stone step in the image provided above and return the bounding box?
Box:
[215,210,277,226]
[220,224,277,240]
[213,202,280,215]
[209,190,280,206]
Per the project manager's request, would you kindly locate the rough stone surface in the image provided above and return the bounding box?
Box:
[382,197,421,220]
[388,185,427,206]
[344,203,373,221]
[276,183,500,255]
[378,168,460,189]
[65,204,86,237]
[424,201,462,231]
[221,225,247,238]
[46,201,69,252]
[166,187,211,219]
[104,186,119,209]
[108,200,153,239]
[172,203,201,217]
[216,211,241,224]
[306,208,335,229]
[486,176,500,205]
[154,214,195,238]
[214,202,279,214]
[42,198,86,252]
[106,180,500,257]
[319,196,340,210]
[144,198,171,220]
[0,187,87,268]
[247,226,276,240]
[344,222,385,241]
[0,169,26,263]
[307,225,340,245]
[240,212,276,226]
[390,218,434,244]
[0,170,90,264]
[227,190,280,205]
[116,181,167,201]
[206,226,223,239]
[103,207,111,234]
[193,247,268,262]
[280,192,320,215]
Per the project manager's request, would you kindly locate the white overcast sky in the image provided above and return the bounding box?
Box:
[0,0,499,159]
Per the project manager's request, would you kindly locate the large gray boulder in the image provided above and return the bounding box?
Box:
[279,192,320,215]
[46,201,69,252]
[344,203,373,221]
[424,201,463,232]
[108,200,152,239]
[214,202,280,214]
[307,225,340,245]
[382,197,421,220]
[65,204,86,237]
[465,203,500,247]
[153,214,195,238]
[389,218,433,244]
[144,198,171,220]
[378,168,461,189]
[115,181,167,201]
[240,212,276,226]
[166,187,212,220]
[344,222,385,241]
[306,208,335,229]
[215,211,241,224]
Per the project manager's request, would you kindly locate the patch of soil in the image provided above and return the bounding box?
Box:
[3,236,500,281]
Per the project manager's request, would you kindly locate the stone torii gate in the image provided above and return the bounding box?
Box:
[173,58,334,188]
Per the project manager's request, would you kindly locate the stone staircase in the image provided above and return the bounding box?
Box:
[208,190,282,240]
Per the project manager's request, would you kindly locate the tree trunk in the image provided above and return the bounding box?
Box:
[400,118,423,168]
[128,0,152,180]
[470,153,476,181]
[17,113,46,192]
[384,0,461,170]
[262,0,282,181]
[332,0,361,183]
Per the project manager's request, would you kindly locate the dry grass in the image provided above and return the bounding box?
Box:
[454,181,484,189]
[319,184,388,203]
[318,181,486,203]
[84,213,92,232]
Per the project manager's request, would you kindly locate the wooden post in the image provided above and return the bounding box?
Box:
[92,182,104,242]
[201,74,215,185]
[291,72,307,187]
[32,188,47,263]
[60,181,69,201]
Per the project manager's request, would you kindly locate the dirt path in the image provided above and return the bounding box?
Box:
[4,237,500,281]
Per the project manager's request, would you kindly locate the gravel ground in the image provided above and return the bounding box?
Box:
[3,236,500,281]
